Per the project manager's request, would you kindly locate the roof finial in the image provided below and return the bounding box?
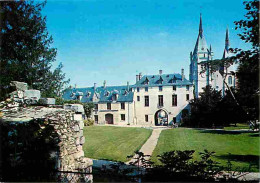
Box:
[225,26,229,52]
[199,13,203,37]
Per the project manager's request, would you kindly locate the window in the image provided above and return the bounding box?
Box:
[158,95,164,107]
[145,96,149,107]
[137,87,140,92]
[94,115,98,123]
[186,85,189,91]
[172,95,177,106]
[121,102,125,110]
[137,96,140,101]
[95,104,98,110]
[145,87,148,92]
[173,85,176,91]
[145,115,148,122]
[186,94,189,101]
[121,114,125,121]
[228,76,232,85]
[107,103,111,110]
[159,86,163,91]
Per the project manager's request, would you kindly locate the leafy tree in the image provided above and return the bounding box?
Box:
[188,86,223,128]
[233,0,259,122]
[200,0,259,122]
[0,0,69,100]
[83,102,95,118]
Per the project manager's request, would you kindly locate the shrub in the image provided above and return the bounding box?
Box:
[84,118,94,126]
[55,97,64,105]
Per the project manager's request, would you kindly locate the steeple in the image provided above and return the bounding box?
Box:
[193,14,208,55]
[223,27,230,58]
[199,13,203,38]
[225,27,229,52]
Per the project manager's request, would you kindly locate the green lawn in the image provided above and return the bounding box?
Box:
[152,128,259,172]
[83,126,152,162]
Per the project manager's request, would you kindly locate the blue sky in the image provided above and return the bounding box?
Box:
[41,0,250,88]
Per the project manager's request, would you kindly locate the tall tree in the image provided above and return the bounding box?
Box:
[200,0,259,122]
[0,0,69,100]
[233,0,259,121]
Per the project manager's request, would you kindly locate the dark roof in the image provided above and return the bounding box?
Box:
[62,85,134,103]
[134,74,192,87]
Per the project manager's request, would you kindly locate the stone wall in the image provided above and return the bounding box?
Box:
[0,103,93,182]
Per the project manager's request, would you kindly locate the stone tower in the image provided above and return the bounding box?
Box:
[189,14,214,98]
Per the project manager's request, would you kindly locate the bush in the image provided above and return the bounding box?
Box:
[55,97,64,105]
[84,118,94,126]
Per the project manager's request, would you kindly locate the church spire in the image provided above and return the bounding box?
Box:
[225,27,229,52]
[199,13,203,38]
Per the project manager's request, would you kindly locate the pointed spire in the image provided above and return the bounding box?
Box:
[199,13,203,38]
[209,44,212,52]
[225,27,229,52]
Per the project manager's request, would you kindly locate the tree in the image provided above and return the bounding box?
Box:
[83,102,95,118]
[200,0,259,123]
[0,0,69,100]
[233,0,259,121]
[189,86,223,128]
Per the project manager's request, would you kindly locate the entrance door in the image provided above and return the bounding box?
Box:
[105,114,113,124]
[155,110,168,126]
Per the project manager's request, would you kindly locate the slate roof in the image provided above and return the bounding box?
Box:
[134,74,192,87]
[193,14,209,54]
[62,73,192,103]
[62,85,134,103]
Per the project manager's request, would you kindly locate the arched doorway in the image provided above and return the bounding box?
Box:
[155,109,168,126]
[105,114,113,124]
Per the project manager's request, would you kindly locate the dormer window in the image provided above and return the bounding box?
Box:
[70,92,75,97]
[157,76,163,84]
[112,94,118,101]
[123,90,128,95]
[86,91,91,97]
[105,91,110,96]
[143,77,149,85]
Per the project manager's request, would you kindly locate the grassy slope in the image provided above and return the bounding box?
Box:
[83,126,152,162]
[151,128,259,172]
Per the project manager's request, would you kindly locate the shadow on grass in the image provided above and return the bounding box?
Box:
[249,133,260,137]
[216,154,259,168]
[197,129,256,135]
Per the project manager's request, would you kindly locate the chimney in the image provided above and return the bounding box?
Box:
[139,72,142,80]
[74,84,77,89]
[136,75,139,82]
[127,81,130,91]
[94,83,97,91]
[103,80,106,88]
[181,68,185,81]
[159,70,163,75]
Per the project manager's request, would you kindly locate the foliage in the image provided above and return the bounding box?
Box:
[55,97,64,105]
[84,118,94,126]
[83,102,95,118]
[0,0,69,100]
[188,86,223,127]
[200,0,259,122]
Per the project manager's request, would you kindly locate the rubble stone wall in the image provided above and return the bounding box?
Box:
[0,105,92,182]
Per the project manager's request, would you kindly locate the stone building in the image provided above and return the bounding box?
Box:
[63,70,193,126]
[63,15,236,126]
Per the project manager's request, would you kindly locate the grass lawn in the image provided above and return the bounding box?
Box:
[83,126,152,162]
[151,128,259,172]
[224,123,249,131]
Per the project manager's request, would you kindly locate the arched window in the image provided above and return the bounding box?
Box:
[228,76,232,85]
